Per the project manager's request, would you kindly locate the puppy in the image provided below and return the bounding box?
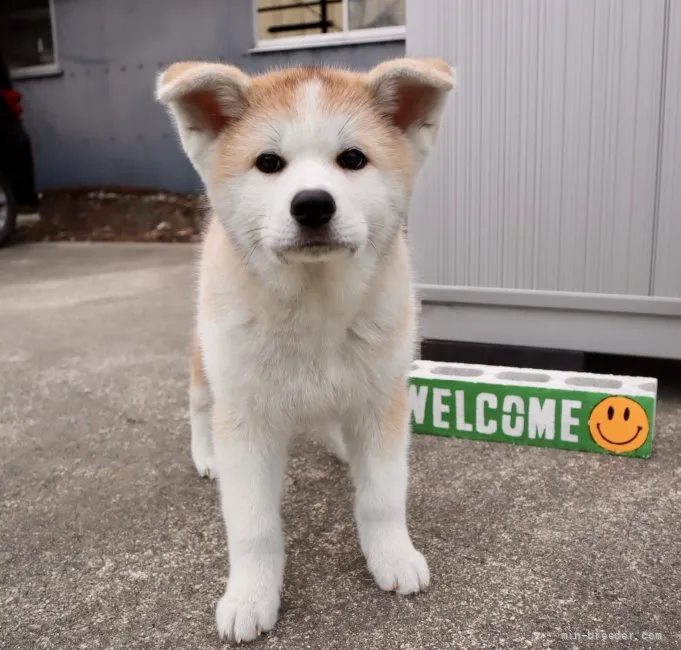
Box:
[156,58,454,642]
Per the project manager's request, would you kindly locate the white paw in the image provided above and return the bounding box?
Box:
[191,449,214,478]
[215,589,280,642]
[367,543,430,595]
[190,431,214,478]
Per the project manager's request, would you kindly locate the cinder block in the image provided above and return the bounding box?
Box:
[409,361,657,458]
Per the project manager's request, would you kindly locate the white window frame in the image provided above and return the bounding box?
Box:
[250,0,406,53]
[9,0,61,80]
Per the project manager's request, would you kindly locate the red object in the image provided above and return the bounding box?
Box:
[1,88,23,120]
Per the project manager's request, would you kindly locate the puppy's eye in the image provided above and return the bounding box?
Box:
[337,148,368,171]
[255,153,286,174]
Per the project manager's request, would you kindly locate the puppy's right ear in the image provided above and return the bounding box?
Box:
[156,61,250,176]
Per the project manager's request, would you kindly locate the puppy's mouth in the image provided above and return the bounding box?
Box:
[275,238,356,262]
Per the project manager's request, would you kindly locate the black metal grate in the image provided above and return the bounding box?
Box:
[258,0,342,35]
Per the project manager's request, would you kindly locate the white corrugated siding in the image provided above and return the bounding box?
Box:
[653,1,681,298]
[407,0,668,296]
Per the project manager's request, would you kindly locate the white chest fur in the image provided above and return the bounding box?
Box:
[198,241,415,429]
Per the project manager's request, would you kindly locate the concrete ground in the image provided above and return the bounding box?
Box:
[1,243,680,650]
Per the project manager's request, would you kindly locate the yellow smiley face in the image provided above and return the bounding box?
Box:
[588,396,649,454]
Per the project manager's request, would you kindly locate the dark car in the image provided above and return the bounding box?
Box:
[0,50,39,247]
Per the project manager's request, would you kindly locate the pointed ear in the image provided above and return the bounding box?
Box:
[156,61,250,176]
[366,57,455,162]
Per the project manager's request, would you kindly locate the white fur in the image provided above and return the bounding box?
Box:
[158,59,454,643]
[189,381,213,478]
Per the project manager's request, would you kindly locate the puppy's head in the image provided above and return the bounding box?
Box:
[156,59,454,266]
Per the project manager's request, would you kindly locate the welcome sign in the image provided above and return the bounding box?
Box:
[408,361,657,459]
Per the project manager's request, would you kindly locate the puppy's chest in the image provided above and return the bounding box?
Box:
[253,317,377,382]
[222,310,395,417]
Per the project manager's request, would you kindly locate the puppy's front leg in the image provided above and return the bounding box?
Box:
[345,382,430,595]
[213,404,290,642]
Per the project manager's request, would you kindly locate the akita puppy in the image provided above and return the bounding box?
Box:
[156,57,454,642]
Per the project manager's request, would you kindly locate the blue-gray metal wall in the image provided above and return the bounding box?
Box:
[15,0,404,193]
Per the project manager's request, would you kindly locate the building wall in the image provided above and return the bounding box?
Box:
[406,0,681,359]
[408,0,668,298]
[15,0,404,193]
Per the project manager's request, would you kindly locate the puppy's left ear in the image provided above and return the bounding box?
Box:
[366,57,455,163]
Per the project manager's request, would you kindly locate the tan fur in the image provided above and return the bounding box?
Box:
[380,376,410,443]
[160,61,206,85]
[212,402,232,442]
[198,215,260,324]
[212,66,414,186]
[319,75,414,183]
[191,333,206,389]
[421,58,455,77]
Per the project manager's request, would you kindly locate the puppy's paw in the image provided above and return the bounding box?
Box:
[190,434,214,478]
[368,543,430,595]
[191,450,214,479]
[215,588,279,642]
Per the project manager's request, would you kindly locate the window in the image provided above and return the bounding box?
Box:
[1,0,58,77]
[254,0,405,51]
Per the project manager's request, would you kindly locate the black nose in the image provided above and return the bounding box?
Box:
[290,189,336,228]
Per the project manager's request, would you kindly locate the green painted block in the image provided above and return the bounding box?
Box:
[408,361,657,459]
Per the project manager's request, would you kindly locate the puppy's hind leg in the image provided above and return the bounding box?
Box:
[190,333,214,478]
